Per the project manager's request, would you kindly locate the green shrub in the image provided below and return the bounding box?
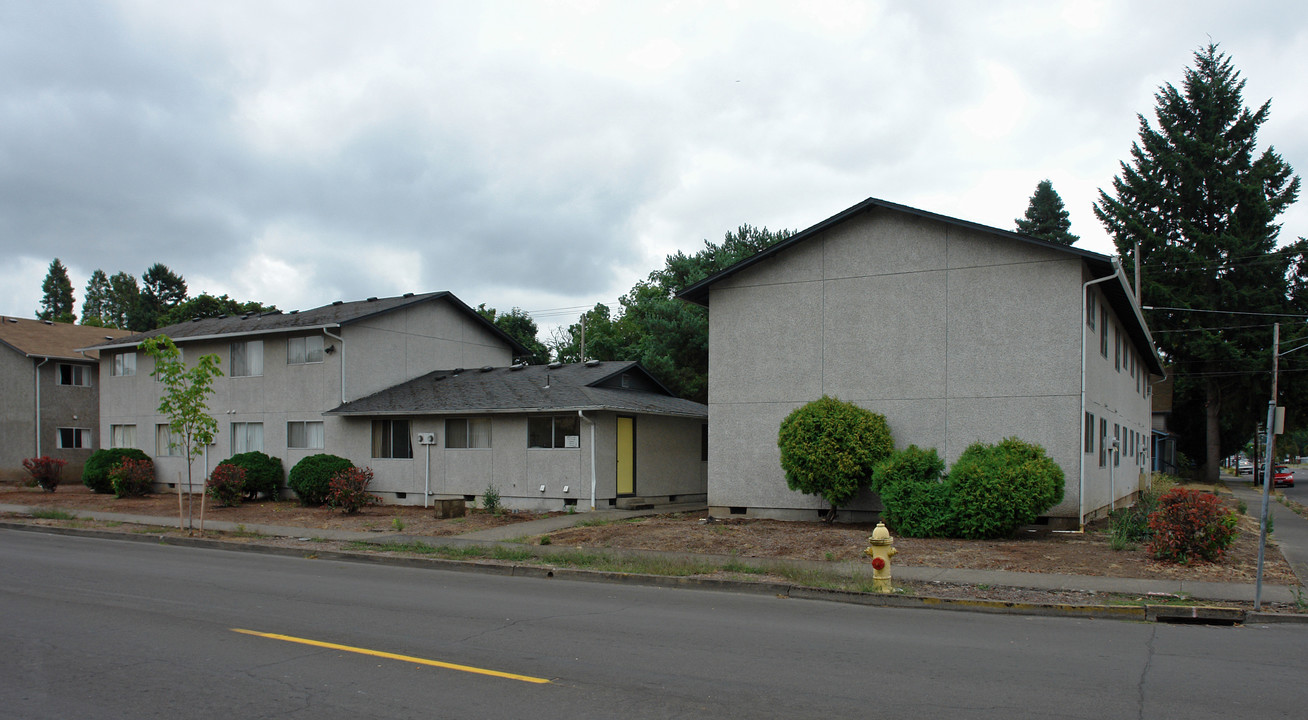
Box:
[1109,480,1169,550]
[872,446,954,537]
[777,395,894,521]
[206,463,246,507]
[83,448,150,494]
[326,466,379,514]
[481,483,502,514]
[23,456,67,492]
[221,451,284,501]
[109,458,156,498]
[1147,487,1238,563]
[948,437,1065,539]
[287,454,353,506]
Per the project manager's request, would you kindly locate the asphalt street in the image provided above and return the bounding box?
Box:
[3,528,1307,719]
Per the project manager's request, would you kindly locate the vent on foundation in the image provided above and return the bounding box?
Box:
[730,506,747,515]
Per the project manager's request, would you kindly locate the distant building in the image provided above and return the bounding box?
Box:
[679,197,1162,527]
[0,317,135,481]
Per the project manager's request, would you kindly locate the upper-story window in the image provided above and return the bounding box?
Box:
[287,335,325,365]
[58,363,91,386]
[231,340,264,377]
[111,352,136,377]
[1099,308,1109,358]
[1086,291,1096,329]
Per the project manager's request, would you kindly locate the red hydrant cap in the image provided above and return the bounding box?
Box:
[871,557,886,571]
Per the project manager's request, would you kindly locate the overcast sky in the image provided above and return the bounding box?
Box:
[3,1,1306,334]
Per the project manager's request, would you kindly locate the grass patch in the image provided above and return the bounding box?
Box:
[29,509,74,520]
[227,524,267,539]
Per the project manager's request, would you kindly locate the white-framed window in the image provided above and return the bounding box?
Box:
[287,335,325,365]
[57,427,91,449]
[1084,412,1094,454]
[57,363,91,386]
[287,421,325,449]
[112,352,136,377]
[231,340,264,377]
[231,422,264,454]
[156,424,183,456]
[445,418,491,449]
[110,424,136,449]
[1114,424,1121,466]
[528,415,580,449]
[371,419,412,458]
[1099,418,1108,468]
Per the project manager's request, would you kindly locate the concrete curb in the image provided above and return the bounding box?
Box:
[5,519,1307,625]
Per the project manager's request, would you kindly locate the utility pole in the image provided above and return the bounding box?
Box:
[579,313,587,363]
[1255,323,1279,609]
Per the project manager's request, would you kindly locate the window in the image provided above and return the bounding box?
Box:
[528,415,580,448]
[1099,418,1108,467]
[1086,291,1096,329]
[58,363,91,386]
[445,418,491,449]
[287,335,325,365]
[1114,423,1121,466]
[1099,308,1109,357]
[111,352,136,377]
[1084,412,1094,453]
[110,424,136,449]
[371,419,412,458]
[1114,325,1121,371]
[157,424,182,456]
[702,423,709,462]
[231,422,264,454]
[287,421,324,449]
[231,340,264,377]
[57,427,90,449]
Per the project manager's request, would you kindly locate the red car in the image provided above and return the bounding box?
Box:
[1274,466,1295,488]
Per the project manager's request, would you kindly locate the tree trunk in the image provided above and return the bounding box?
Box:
[1204,377,1221,482]
[177,472,184,531]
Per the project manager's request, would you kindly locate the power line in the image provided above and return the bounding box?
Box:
[1143,306,1308,319]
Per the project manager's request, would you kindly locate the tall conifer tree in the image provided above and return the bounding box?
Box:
[1094,45,1304,481]
[37,258,76,323]
[81,269,111,326]
[1015,179,1078,245]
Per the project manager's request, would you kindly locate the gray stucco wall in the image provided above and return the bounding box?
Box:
[0,348,37,481]
[705,207,1145,524]
[2,355,102,481]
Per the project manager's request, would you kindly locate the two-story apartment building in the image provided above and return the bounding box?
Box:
[0,317,135,481]
[679,197,1162,528]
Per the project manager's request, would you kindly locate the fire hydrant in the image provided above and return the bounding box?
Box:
[864,522,897,593]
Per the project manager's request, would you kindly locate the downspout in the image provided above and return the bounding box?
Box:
[579,410,596,511]
[323,328,345,404]
[34,357,49,456]
[1080,270,1119,529]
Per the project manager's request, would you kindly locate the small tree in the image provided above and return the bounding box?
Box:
[22,456,67,492]
[140,335,222,533]
[777,395,893,522]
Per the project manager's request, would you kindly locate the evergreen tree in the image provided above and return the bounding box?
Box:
[159,293,276,327]
[1094,44,1304,481]
[81,269,111,326]
[105,272,139,329]
[1015,179,1079,245]
[37,258,76,323]
[131,263,188,330]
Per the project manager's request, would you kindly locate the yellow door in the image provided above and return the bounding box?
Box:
[617,416,635,495]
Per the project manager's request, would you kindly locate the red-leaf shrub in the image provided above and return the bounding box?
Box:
[1147,487,1238,564]
[206,463,247,507]
[109,458,156,498]
[22,456,67,492]
[327,466,379,514]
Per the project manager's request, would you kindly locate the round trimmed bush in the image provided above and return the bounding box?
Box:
[948,437,1065,539]
[83,448,151,494]
[872,445,955,537]
[206,463,246,507]
[777,395,893,521]
[288,454,353,506]
[109,458,156,498]
[221,451,284,501]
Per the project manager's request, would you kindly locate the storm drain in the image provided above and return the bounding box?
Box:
[1146,605,1244,626]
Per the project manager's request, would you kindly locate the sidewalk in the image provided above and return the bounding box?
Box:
[3,497,1304,606]
[1221,476,1308,586]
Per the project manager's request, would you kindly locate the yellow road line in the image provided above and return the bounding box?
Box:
[231,628,551,684]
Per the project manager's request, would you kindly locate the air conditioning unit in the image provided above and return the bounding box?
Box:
[416,432,436,445]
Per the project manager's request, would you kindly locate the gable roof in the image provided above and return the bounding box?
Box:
[0,316,135,362]
[326,361,708,419]
[676,196,1164,376]
[85,291,529,356]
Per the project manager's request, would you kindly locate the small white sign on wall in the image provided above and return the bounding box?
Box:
[564,435,580,448]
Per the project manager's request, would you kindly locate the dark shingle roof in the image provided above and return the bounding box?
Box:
[85,291,528,355]
[326,361,708,419]
[0,316,135,362]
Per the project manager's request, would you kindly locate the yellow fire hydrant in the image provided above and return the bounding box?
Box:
[865,522,897,593]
